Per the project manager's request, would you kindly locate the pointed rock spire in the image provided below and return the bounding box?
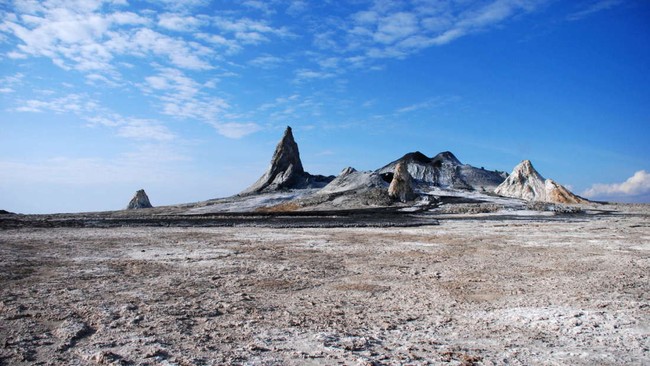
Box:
[241,126,334,195]
[388,162,417,202]
[127,189,153,209]
[270,126,304,175]
[495,160,587,204]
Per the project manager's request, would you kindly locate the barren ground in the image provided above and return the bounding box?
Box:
[1,208,648,365]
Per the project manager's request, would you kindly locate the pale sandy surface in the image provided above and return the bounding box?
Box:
[1,210,648,365]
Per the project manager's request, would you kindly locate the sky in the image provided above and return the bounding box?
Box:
[1,0,649,214]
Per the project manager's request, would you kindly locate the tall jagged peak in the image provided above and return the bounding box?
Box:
[274,126,304,174]
[127,189,153,209]
[241,126,333,195]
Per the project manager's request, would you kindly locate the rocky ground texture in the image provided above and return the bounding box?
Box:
[0,206,648,365]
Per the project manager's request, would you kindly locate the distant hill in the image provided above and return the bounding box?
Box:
[184,126,590,213]
[377,150,507,192]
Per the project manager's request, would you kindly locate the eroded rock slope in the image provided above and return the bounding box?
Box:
[495,160,588,204]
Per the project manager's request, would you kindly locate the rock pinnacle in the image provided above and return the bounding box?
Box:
[241,126,334,194]
[127,189,153,209]
[388,162,417,202]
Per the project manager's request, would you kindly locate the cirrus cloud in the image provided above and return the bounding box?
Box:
[315,0,545,66]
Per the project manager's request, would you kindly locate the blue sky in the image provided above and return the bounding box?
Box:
[1,0,649,213]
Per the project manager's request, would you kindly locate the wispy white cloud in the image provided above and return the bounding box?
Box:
[567,0,623,21]
[140,67,260,138]
[258,94,301,111]
[396,95,461,114]
[9,65,256,140]
[0,2,155,72]
[286,1,308,16]
[249,54,284,69]
[314,0,544,68]
[0,0,289,76]
[255,93,327,123]
[13,93,98,113]
[85,72,122,87]
[143,67,202,99]
[0,72,24,93]
[0,0,553,143]
[242,1,276,15]
[294,68,336,82]
[141,67,228,121]
[373,11,419,45]
[195,32,242,54]
[157,13,205,32]
[87,114,175,141]
[127,28,214,70]
[0,144,189,187]
[582,170,650,199]
[315,149,335,156]
[150,0,209,12]
[212,122,262,139]
[211,16,292,45]
[116,119,175,141]
[12,92,176,142]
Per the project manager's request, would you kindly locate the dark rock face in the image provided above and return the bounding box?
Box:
[388,162,417,202]
[127,189,153,209]
[377,151,506,192]
[241,126,334,195]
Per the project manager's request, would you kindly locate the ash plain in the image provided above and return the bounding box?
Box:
[1,204,648,365]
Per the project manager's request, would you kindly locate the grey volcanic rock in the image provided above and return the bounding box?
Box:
[388,162,417,202]
[319,167,388,195]
[241,126,334,195]
[378,151,506,191]
[127,189,153,209]
[495,160,587,204]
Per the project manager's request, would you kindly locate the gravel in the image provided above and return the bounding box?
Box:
[1,207,648,365]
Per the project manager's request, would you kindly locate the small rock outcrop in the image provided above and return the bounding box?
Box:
[127,189,153,209]
[495,160,587,204]
[388,162,417,202]
[241,126,334,194]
